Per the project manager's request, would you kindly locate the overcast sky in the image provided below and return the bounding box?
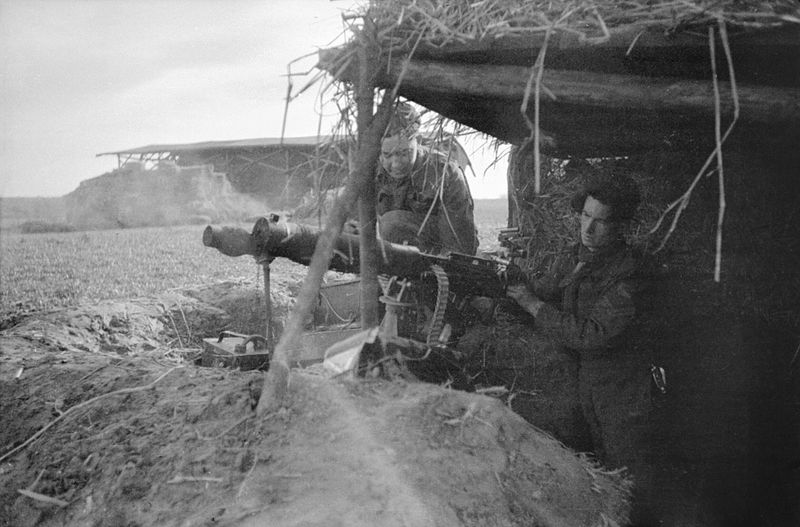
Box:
[0,0,506,199]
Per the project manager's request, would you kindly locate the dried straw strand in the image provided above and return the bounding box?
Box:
[367,0,799,52]
[709,24,726,283]
[650,16,740,259]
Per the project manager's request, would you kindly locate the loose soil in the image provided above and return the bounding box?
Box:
[1,286,630,527]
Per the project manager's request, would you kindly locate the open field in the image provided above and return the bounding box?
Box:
[0,225,259,325]
[0,199,508,326]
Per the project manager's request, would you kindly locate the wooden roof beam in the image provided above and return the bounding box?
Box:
[372,58,800,128]
[319,49,800,154]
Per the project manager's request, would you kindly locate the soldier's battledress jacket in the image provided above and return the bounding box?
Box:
[529,240,643,360]
[527,240,653,469]
[375,149,478,255]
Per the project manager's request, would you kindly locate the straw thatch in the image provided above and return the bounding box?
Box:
[305,0,799,306]
[315,0,799,276]
[319,0,799,146]
[368,0,800,47]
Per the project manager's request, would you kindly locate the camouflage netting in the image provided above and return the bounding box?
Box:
[65,162,268,230]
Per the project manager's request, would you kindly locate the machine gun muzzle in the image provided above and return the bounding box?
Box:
[202,225,256,257]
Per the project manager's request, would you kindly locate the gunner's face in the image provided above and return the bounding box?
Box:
[380,134,418,179]
[580,195,617,251]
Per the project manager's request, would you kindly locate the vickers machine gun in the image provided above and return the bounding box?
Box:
[202,214,524,381]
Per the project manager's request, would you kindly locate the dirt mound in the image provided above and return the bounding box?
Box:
[0,291,631,527]
[458,322,589,450]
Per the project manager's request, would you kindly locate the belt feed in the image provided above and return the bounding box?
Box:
[427,264,449,345]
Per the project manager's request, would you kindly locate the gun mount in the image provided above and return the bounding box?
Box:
[203,215,523,376]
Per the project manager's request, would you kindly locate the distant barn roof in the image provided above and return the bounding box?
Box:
[97,136,331,157]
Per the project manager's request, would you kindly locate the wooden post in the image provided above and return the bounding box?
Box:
[255,93,395,416]
[356,23,381,329]
[262,262,272,350]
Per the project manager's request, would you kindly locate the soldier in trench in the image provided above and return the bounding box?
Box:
[464,166,656,519]
[375,102,478,255]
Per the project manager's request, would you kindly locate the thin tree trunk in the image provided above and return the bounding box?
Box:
[356,25,381,329]
[255,93,395,416]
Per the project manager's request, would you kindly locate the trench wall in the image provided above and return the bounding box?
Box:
[505,145,800,526]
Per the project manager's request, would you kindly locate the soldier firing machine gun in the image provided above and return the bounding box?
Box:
[202,214,524,378]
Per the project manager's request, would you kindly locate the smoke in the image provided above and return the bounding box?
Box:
[65,162,269,230]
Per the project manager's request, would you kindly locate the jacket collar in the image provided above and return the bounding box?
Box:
[577,239,625,264]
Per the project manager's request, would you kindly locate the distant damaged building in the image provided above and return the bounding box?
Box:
[65,137,350,230]
[96,136,350,208]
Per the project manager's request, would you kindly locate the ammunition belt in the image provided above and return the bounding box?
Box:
[426,264,449,345]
